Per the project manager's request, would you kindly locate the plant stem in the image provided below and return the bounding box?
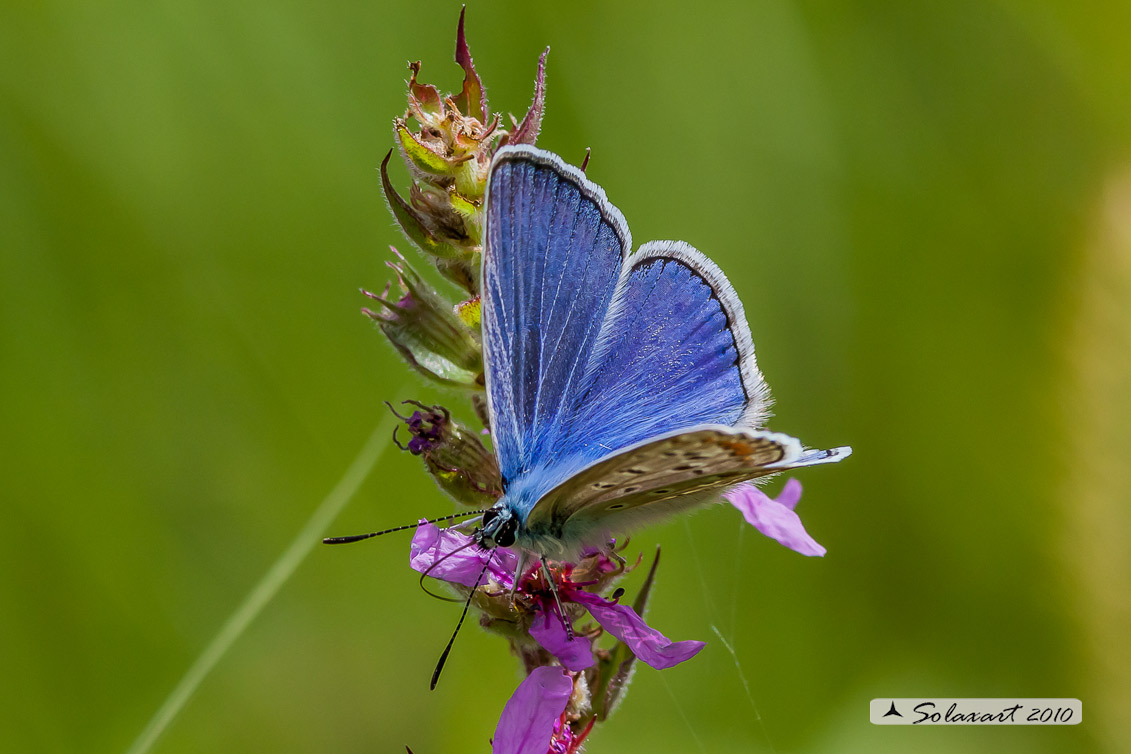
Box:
[124,417,396,754]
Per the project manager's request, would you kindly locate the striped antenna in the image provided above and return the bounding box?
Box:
[322,509,488,545]
[430,552,494,690]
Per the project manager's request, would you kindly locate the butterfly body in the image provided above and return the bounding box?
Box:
[476,146,850,562]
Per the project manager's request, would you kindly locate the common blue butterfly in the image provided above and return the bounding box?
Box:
[474,145,850,565]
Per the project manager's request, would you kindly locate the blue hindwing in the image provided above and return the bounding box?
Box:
[566,240,769,454]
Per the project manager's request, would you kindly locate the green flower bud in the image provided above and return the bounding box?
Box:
[364,249,483,389]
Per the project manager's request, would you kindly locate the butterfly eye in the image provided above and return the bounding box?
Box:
[494,518,517,548]
[482,509,497,527]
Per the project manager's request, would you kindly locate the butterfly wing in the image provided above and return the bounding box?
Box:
[483,145,847,548]
[484,148,768,500]
[482,147,630,487]
[565,240,770,451]
[523,425,849,551]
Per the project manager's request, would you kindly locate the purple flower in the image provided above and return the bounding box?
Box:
[492,666,573,754]
[527,607,595,671]
[570,591,703,669]
[409,518,517,587]
[724,478,826,557]
[409,523,705,671]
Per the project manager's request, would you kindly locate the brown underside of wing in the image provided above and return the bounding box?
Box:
[533,429,789,528]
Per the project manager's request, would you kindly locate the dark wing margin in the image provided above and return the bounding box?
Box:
[630,241,770,429]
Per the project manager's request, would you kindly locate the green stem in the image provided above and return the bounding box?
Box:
[124,417,395,754]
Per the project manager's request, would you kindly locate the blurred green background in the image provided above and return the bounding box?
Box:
[3,0,1129,752]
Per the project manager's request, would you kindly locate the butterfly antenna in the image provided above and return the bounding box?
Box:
[540,555,574,641]
[431,552,493,690]
[418,538,485,603]
[323,509,487,545]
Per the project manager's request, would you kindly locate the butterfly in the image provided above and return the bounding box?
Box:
[474,145,850,566]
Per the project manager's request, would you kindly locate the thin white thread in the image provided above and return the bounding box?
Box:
[656,672,708,754]
[681,519,722,631]
[682,518,777,753]
[710,625,777,754]
[729,523,746,637]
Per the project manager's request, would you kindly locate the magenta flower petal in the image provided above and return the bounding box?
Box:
[409,521,488,587]
[410,521,522,588]
[492,666,573,754]
[528,607,595,671]
[573,592,705,670]
[724,480,826,557]
[775,478,803,510]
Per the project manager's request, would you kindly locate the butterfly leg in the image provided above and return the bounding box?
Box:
[608,544,627,571]
[508,550,530,601]
[540,555,574,641]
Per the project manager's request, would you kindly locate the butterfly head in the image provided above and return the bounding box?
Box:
[478,505,518,549]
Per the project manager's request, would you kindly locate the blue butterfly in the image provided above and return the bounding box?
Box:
[475,146,850,566]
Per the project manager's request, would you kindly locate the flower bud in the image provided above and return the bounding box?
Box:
[364,248,483,389]
[388,400,502,507]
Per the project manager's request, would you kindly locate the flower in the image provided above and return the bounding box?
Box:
[408,523,705,671]
[492,667,573,754]
[340,9,851,754]
[724,478,827,557]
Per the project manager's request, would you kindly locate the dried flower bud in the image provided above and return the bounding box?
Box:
[364,248,483,389]
[384,8,549,296]
[389,400,502,506]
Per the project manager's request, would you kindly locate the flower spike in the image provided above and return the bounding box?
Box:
[353,11,772,752]
[383,12,549,299]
